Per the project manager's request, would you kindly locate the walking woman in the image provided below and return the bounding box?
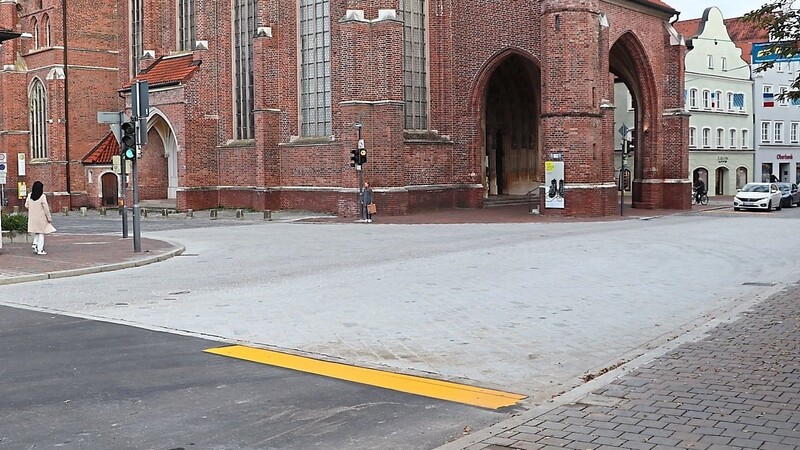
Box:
[25,181,56,255]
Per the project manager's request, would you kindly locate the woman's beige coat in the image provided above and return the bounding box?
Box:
[25,194,56,234]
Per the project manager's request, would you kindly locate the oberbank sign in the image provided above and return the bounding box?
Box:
[752,42,800,64]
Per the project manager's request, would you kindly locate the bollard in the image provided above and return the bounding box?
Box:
[141,208,148,218]
[235,209,244,219]
[162,208,169,218]
[100,207,107,217]
[263,210,272,221]
[12,206,19,214]
[62,207,69,216]
[80,207,87,216]
[210,209,218,219]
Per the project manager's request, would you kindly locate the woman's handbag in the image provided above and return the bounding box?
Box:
[367,203,377,214]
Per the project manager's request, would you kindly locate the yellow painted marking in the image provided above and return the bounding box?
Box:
[205,345,526,409]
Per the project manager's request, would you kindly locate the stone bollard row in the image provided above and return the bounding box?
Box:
[80,207,87,216]
[236,209,244,219]
[210,209,218,219]
[162,209,169,218]
[263,210,272,221]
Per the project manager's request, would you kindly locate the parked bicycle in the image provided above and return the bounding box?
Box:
[692,189,709,205]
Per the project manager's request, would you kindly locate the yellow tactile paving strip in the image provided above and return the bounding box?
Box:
[205,345,526,409]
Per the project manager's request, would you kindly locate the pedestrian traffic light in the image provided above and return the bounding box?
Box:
[358,148,367,165]
[624,139,635,155]
[350,149,359,167]
[121,121,136,160]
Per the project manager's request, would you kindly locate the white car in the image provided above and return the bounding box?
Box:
[733,182,782,211]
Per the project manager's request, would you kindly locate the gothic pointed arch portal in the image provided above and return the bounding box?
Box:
[482,53,541,197]
[145,110,179,200]
[610,32,658,208]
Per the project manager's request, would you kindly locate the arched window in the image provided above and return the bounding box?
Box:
[714,90,723,110]
[716,128,724,148]
[729,129,736,148]
[31,18,39,49]
[688,88,698,109]
[702,127,711,147]
[689,127,697,147]
[43,14,51,47]
[28,78,49,159]
[702,90,710,109]
[177,0,196,51]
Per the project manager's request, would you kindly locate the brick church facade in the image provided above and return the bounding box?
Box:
[1,0,690,217]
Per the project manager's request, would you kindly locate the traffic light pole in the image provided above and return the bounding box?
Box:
[355,123,364,221]
[132,144,141,252]
[120,150,129,238]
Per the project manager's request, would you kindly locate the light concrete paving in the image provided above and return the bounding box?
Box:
[0,213,797,408]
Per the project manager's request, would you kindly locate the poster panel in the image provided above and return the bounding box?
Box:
[544,161,565,209]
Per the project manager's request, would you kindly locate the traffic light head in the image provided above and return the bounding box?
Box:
[624,139,635,155]
[350,149,358,167]
[358,148,367,165]
[121,121,136,160]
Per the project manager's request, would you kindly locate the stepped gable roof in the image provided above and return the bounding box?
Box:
[82,132,118,165]
[126,53,201,88]
[675,14,768,64]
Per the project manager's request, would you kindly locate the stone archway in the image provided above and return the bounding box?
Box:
[481,53,541,197]
[610,32,659,209]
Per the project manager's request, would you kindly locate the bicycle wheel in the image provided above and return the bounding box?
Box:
[700,194,708,205]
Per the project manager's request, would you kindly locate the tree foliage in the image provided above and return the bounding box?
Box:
[745,0,800,99]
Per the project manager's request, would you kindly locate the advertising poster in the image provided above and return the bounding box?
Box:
[545,161,565,209]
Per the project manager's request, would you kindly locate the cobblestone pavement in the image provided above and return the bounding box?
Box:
[443,282,800,450]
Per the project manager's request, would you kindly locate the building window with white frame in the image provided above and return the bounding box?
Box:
[28,78,48,160]
[762,121,771,142]
[792,122,799,143]
[702,90,710,109]
[733,92,745,112]
[714,90,723,110]
[775,121,784,142]
[707,54,713,69]
[233,0,256,140]
[727,92,733,111]
[178,0,196,51]
[742,129,749,148]
[689,127,696,147]
[401,0,428,129]
[689,88,698,109]
[702,127,710,148]
[779,86,789,106]
[729,129,736,148]
[716,128,724,148]
[721,56,727,71]
[300,0,332,137]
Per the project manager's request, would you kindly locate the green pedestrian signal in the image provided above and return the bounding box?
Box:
[121,121,136,160]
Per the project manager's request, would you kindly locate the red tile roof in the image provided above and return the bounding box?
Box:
[675,15,768,64]
[127,54,201,88]
[82,132,118,165]
[725,17,769,64]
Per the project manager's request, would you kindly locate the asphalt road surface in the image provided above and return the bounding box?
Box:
[0,305,503,450]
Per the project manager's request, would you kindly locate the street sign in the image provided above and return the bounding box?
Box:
[97,111,122,123]
[618,124,629,137]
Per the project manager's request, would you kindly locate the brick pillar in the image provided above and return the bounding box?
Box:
[253,27,281,210]
[540,0,615,216]
[338,10,405,215]
[661,28,691,210]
